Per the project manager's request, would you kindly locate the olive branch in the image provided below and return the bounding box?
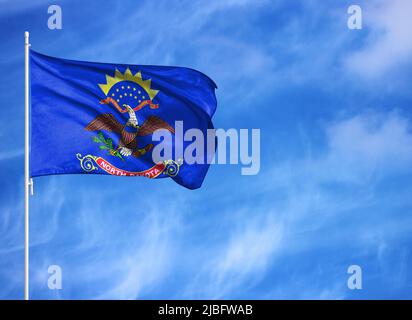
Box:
[92,132,124,160]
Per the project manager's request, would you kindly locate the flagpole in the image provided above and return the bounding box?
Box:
[24,31,31,301]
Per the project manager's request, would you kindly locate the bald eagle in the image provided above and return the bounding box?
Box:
[86,104,174,158]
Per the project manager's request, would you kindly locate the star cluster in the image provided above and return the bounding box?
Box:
[110,82,148,105]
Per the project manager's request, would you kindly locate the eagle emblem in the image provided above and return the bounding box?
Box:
[85,105,174,159]
[77,67,181,178]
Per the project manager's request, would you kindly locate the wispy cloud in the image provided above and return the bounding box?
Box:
[345,0,412,78]
[217,109,412,299]
[95,204,183,299]
[26,181,187,299]
[185,210,282,298]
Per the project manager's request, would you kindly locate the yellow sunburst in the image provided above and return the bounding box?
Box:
[98,67,159,100]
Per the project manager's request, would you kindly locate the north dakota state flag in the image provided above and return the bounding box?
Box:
[30,50,217,189]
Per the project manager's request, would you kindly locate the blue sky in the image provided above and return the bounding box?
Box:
[1,0,412,299]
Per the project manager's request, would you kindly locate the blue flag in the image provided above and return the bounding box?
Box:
[30,50,217,189]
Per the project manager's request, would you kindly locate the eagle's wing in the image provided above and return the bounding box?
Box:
[137,116,175,136]
[85,113,123,133]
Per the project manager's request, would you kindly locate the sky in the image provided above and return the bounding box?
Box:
[1,0,412,299]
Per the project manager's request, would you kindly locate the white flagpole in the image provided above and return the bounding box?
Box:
[24,31,31,301]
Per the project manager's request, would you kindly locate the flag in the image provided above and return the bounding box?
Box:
[30,50,217,189]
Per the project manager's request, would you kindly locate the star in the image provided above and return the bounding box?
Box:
[116,88,119,92]
[111,93,115,97]
[121,86,124,89]
[133,88,136,91]
[127,85,130,89]
[142,95,146,99]
[120,95,123,98]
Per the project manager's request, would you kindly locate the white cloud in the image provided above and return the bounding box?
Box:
[312,111,412,185]
[67,194,184,299]
[326,111,412,174]
[269,111,412,189]
[345,0,412,77]
[185,211,282,298]
[95,210,179,299]
[217,217,281,277]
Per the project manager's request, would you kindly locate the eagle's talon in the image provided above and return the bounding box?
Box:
[119,147,132,157]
